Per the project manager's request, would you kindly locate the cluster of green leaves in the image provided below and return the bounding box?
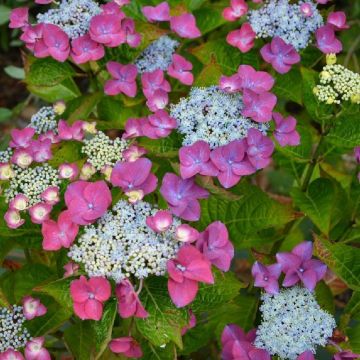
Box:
[0,0,360,359]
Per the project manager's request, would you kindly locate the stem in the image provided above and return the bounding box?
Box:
[136,279,144,295]
[24,248,32,264]
[328,340,342,352]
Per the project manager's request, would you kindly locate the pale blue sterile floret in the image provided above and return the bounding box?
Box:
[248,0,323,50]
[0,305,31,352]
[254,286,336,360]
[68,200,182,282]
[134,35,179,74]
[170,86,268,149]
[29,106,58,134]
[36,0,101,39]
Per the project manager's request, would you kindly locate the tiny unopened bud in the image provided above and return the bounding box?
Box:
[326,53,337,65]
[53,100,66,115]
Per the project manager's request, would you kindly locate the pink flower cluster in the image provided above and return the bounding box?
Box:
[251,241,327,294]
[223,0,348,73]
[10,1,140,63]
[173,65,299,189]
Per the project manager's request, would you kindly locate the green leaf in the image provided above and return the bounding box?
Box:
[193,5,227,35]
[4,66,25,80]
[291,178,348,236]
[28,77,81,102]
[0,264,54,303]
[136,277,189,348]
[0,5,11,25]
[198,182,293,248]
[327,113,360,149]
[138,132,183,156]
[34,277,73,310]
[48,141,83,167]
[64,321,95,360]
[190,270,243,312]
[26,297,73,336]
[0,108,12,122]
[348,323,360,352]
[93,299,117,359]
[315,281,335,314]
[345,291,360,320]
[301,67,333,123]
[64,92,103,123]
[26,58,75,87]
[315,238,360,291]
[194,59,223,87]
[273,68,303,105]
[191,40,259,74]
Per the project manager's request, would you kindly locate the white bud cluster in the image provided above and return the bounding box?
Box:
[170,86,268,149]
[5,164,60,205]
[248,0,323,50]
[0,148,13,163]
[134,36,179,74]
[36,0,101,39]
[314,64,360,104]
[69,200,182,282]
[0,306,31,352]
[29,106,58,134]
[81,131,129,171]
[254,287,336,360]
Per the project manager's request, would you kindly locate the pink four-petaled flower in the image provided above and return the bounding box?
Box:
[105,62,138,97]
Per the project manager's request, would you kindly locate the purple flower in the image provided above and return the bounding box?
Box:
[160,173,209,221]
[146,210,173,233]
[141,69,171,98]
[196,221,234,272]
[179,140,218,179]
[110,158,158,202]
[273,112,300,147]
[145,89,169,112]
[226,22,256,53]
[170,13,201,39]
[221,324,270,360]
[105,62,138,97]
[315,25,343,54]
[38,24,70,62]
[71,34,105,64]
[219,73,242,93]
[333,351,360,360]
[115,279,148,319]
[142,110,177,139]
[122,19,142,48]
[10,127,35,149]
[354,147,360,163]
[242,89,277,123]
[237,65,275,94]
[9,7,28,29]
[251,261,282,294]
[222,0,248,22]
[168,54,194,86]
[260,37,301,74]
[31,139,53,163]
[210,140,255,188]
[327,11,349,31]
[89,14,125,47]
[122,117,147,139]
[142,2,170,22]
[167,245,213,307]
[276,241,327,291]
[297,351,315,360]
[246,128,274,170]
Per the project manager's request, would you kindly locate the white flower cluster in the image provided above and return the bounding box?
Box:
[36,0,101,39]
[170,86,268,149]
[81,131,129,171]
[0,148,13,163]
[29,106,57,134]
[314,64,360,104]
[69,200,182,282]
[254,287,336,360]
[134,36,179,74]
[0,306,31,352]
[5,164,60,205]
[248,0,323,50]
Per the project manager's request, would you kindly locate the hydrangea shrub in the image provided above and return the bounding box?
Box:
[1,0,360,359]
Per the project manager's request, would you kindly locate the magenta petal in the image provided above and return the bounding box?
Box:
[276,252,301,272]
[282,270,300,287]
[299,269,317,291]
[168,278,198,307]
[292,241,313,261]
